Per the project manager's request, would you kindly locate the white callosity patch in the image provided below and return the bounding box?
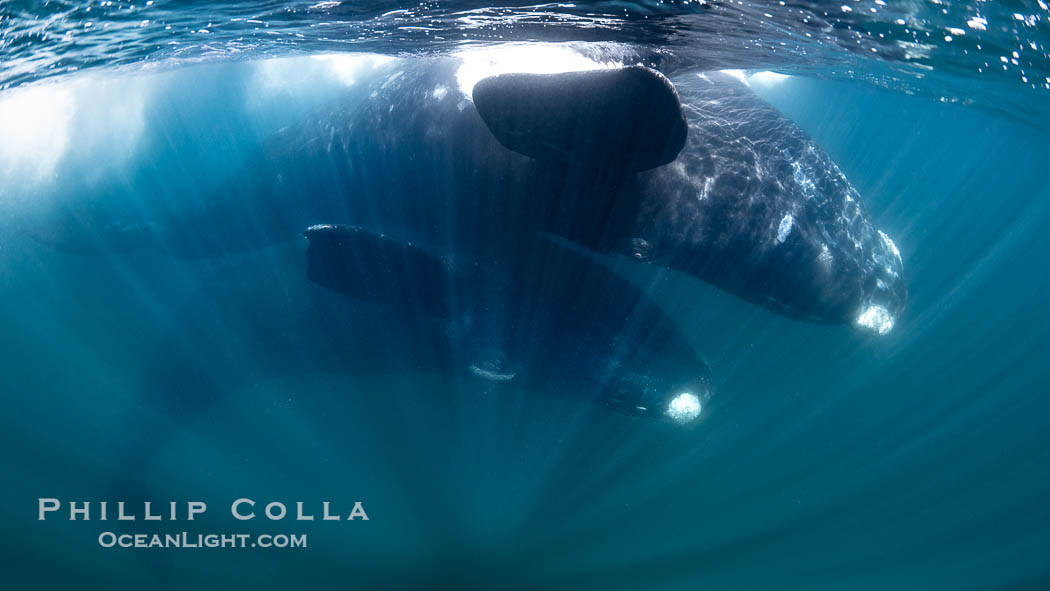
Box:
[790,147,820,201]
[855,304,895,335]
[818,243,834,269]
[453,43,622,98]
[665,392,702,423]
[776,213,794,243]
[851,229,903,336]
[878,230,902,275]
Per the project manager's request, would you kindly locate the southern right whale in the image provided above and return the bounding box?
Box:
[302,223,712,423]
[34,50,904,334]
[113,224,713,497]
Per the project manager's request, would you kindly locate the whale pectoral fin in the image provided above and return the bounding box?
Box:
[303,224,462,319]
[471,66,688,172]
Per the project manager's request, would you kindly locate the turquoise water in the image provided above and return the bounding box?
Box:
[3,2,1050,590]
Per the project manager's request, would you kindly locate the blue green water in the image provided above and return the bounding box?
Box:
[2,2,1050,589]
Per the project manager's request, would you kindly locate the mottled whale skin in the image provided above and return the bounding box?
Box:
[622,71,905,330]
[469,67,904,331]
[38,52,904,333]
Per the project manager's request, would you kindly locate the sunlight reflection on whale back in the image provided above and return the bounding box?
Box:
[453,43,623,98]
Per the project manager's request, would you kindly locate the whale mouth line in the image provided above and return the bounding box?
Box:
[469,363,517,382]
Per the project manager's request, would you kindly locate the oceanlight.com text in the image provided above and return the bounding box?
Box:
[97,531,307,549]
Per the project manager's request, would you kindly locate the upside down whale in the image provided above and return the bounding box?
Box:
[34,48,906,426]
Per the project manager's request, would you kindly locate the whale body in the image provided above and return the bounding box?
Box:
[37,51,904,334]
[30,49,907,434]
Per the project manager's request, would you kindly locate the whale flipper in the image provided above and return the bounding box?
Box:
[304,224,465,320]
[471,66,688,172]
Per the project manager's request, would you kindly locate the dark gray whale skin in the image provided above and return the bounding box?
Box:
[624,72,904,326]
[36,54,904,331]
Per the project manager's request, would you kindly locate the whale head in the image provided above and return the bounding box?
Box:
[613,71,908,334]
[852,230,906,335]
[602,379,712,424]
